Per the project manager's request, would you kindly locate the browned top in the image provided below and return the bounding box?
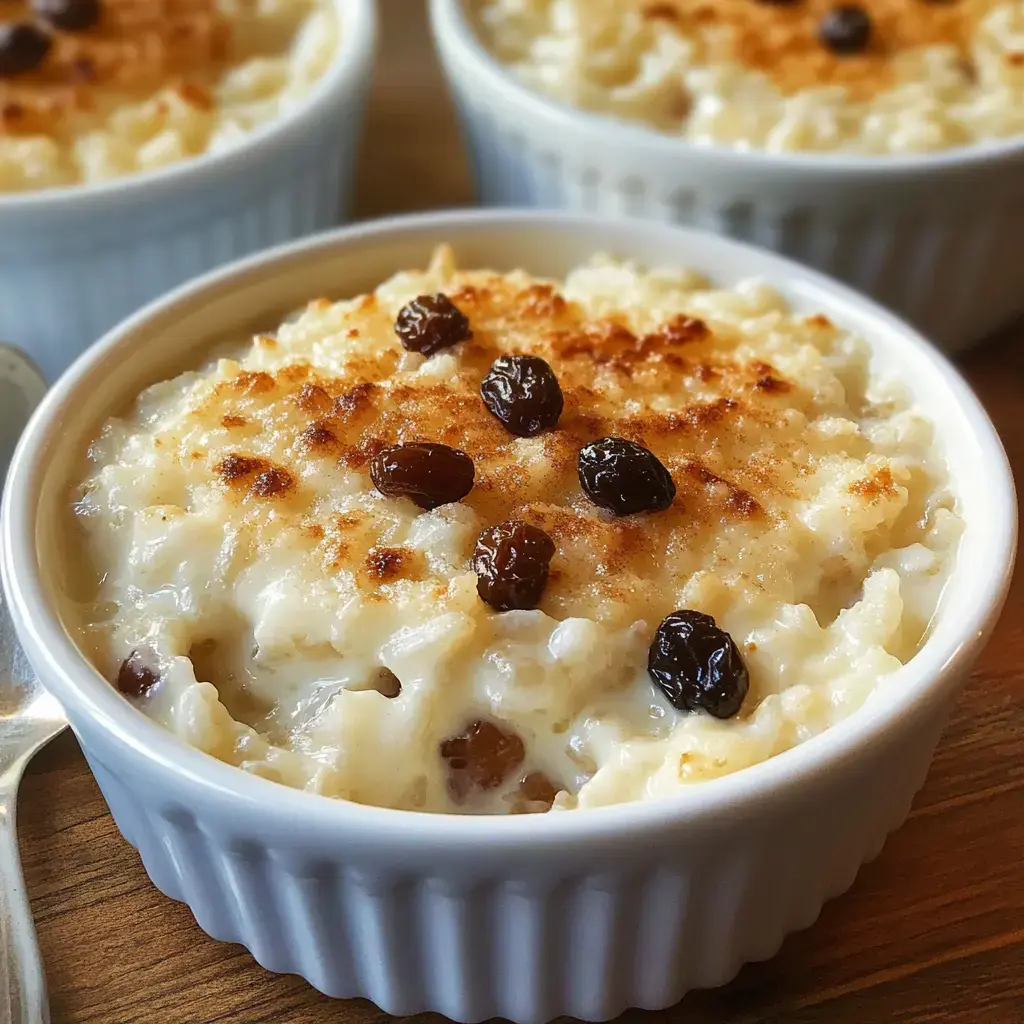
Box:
[642,0,1003,96]
[214,453,295,498]
[0,0,231,136]
[179,268,889,627]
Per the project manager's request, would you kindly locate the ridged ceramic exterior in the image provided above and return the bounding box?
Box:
[2,214,1016,1023]
[430,0,1024,353]
[78,703,947,1022]
[0,0,376,382]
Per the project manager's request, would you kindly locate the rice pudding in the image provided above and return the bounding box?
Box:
[69,246,962,814]
[468,0,1024,154]
[0,0,337,191]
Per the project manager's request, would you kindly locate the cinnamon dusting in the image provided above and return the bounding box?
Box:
[641,0,998,97]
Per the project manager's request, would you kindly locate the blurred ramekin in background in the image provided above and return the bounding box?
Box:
[3,211,1015,1023]
[0,0,376,381]
[430,0,1024,354]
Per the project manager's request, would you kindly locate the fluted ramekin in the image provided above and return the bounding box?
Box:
[430,0,1024,353]
[0,0,376,382]
[2,211,1015,1022]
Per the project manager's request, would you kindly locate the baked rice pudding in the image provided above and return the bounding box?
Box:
[0,0,337,191]
[468,0,1024,154]
[69,246,962,814]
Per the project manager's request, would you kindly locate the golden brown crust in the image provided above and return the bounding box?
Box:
[187,271,833,619]
[249,465,293,498]
[297,422,339,453]
[641,0,1001,97]
[214,452,268,483]
[171,264,906,625]
[214,453,294,499]
[295,382,333,415]
[364,546,421,584]
[0,0,234,136]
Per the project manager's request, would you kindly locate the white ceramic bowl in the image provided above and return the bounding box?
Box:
[430,0,1024,354]
[0,0,376,383]
[2,211,1015,1023]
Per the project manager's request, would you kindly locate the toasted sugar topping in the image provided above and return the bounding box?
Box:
[214,453,295,499]
[159,261,909,628]
[641,0,1003,97]
[0,0,326,137]
[0,0,232,134]
[365,545,420,583]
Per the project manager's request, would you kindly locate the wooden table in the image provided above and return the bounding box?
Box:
[18,3,1024,1021]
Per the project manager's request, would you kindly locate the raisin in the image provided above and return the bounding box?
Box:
[0,23,51,76]
[647,610,749,719]
[472,520,555,611]
[480,355,564,437]
[511,772,559,813]
[116,651,159,699]
[440,719,525,801]
[578,436,675,515]
[818,5,872,54]
[32,0,100,32]
[395,294,471,357]
[371,668,401,699]
[370,442,474,510]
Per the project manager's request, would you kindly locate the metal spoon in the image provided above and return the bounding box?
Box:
[0,345,65,1024]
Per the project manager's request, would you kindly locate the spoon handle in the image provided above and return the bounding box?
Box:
[0,788,48,1024]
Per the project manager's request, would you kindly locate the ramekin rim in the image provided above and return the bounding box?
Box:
[429,0,1024,175]
[2,208,1016,845]
[0,0,376,212]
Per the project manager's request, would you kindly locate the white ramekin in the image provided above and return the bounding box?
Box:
[2,211,1015,1023]
[0,0,376,383]
[430,0,1024,353]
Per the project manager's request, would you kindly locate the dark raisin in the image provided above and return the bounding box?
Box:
[0,23,51,76]
[480,355,564,437]
[647,610,749,719]
[818,5,872,54]
[370,442,474,510]
[472,520,555,611]
[511,772,559,813]
[440,719,525,801]
[116,651,159,699]
[371,667,401,699]
[395,294,472,357]
[32,0,100,32]
[578,436,676,515]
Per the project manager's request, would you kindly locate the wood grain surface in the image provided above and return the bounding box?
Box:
[16,2,1024,1021]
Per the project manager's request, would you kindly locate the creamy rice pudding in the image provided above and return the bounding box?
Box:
[69,247,961,814]
[469,0,1024,154]
[0,0,337,190]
